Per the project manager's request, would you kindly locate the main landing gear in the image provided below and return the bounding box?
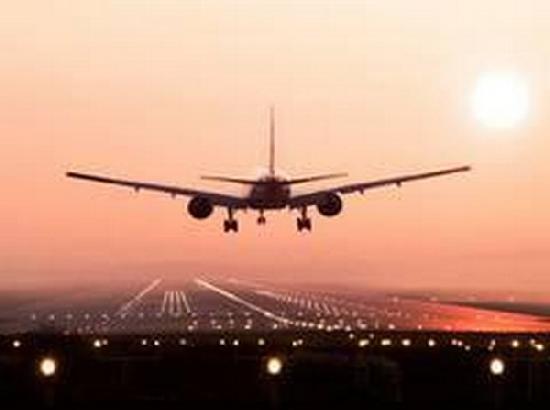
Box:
[223,208,238,233]
[297,207,312,232]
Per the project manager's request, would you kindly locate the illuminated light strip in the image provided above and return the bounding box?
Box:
[167,291,174,316]
[173,290,182,316]
[179,291,192,314]
[255,290,278,298]
[171,291,179,317]
[160,291,169,315]
[195,279,293,325]
[116,278,162,316]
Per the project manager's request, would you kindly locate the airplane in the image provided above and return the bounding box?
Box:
[66,108,471,233]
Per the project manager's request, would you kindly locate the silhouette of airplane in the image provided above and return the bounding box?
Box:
[67,107,471,232]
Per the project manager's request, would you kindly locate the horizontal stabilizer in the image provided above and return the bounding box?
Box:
[285,173,348,184]
[201,173,348,185]
[200,176,259,184]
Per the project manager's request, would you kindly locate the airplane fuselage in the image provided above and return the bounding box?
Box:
[247,175,290,210]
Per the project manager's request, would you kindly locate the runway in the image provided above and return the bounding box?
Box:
[1,277,550,335]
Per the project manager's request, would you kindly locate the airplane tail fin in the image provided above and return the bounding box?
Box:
[269,105,275,176]
[200,107,347,186]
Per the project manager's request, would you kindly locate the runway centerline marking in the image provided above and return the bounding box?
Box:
[195,279,293,325]
[116,278,162,316]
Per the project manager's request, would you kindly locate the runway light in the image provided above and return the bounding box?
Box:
[381,338,392,346]
[358,339,369,347]
[511,339,520,348]
[12,340,21,348]
[266,356,283,376]
[93,339,102,348]
[257,338,265,346]
[534,343,545,352]
[39,357,57,378]
[489,358,505,376]
[428,339,437,347]
[401,338,411,347]
[179,338,187,346]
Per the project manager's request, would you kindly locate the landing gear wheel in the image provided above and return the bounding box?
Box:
[297,217,312,232]
[223,219,239,233]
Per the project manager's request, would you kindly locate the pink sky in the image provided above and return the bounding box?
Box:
[1,1,550,291]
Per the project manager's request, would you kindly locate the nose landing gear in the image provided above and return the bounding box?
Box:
[257,210,266,225]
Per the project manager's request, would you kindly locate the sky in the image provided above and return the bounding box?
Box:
[1,0,550,292]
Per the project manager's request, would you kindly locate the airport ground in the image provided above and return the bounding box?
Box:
[2,278,550,408]
[1,276,550,335]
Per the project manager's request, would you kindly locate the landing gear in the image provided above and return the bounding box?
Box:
[223,219,238,232]
[257,210,266,225]
[297,207,312,232]
[223,208,239,233]
[297,217,311,231]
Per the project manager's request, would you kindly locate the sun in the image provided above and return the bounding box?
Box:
[471,71,529,129]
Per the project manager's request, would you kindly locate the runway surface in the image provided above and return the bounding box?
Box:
[1,277,550,335]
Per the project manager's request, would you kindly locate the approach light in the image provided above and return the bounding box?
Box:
[489,358,505,376]
[358,339,369,347]
[266,356,283,376]
[39,357,57,378]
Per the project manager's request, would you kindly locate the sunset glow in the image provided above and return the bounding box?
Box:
[1,1,550,294]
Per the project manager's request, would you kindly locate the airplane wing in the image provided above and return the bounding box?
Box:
[288,166,471,208]
[66,171,248,209]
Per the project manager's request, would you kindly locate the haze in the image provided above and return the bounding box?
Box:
[1,1,550,293]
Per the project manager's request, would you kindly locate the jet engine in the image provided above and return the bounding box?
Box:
[187,196,214,219]
[317,193,342,217]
